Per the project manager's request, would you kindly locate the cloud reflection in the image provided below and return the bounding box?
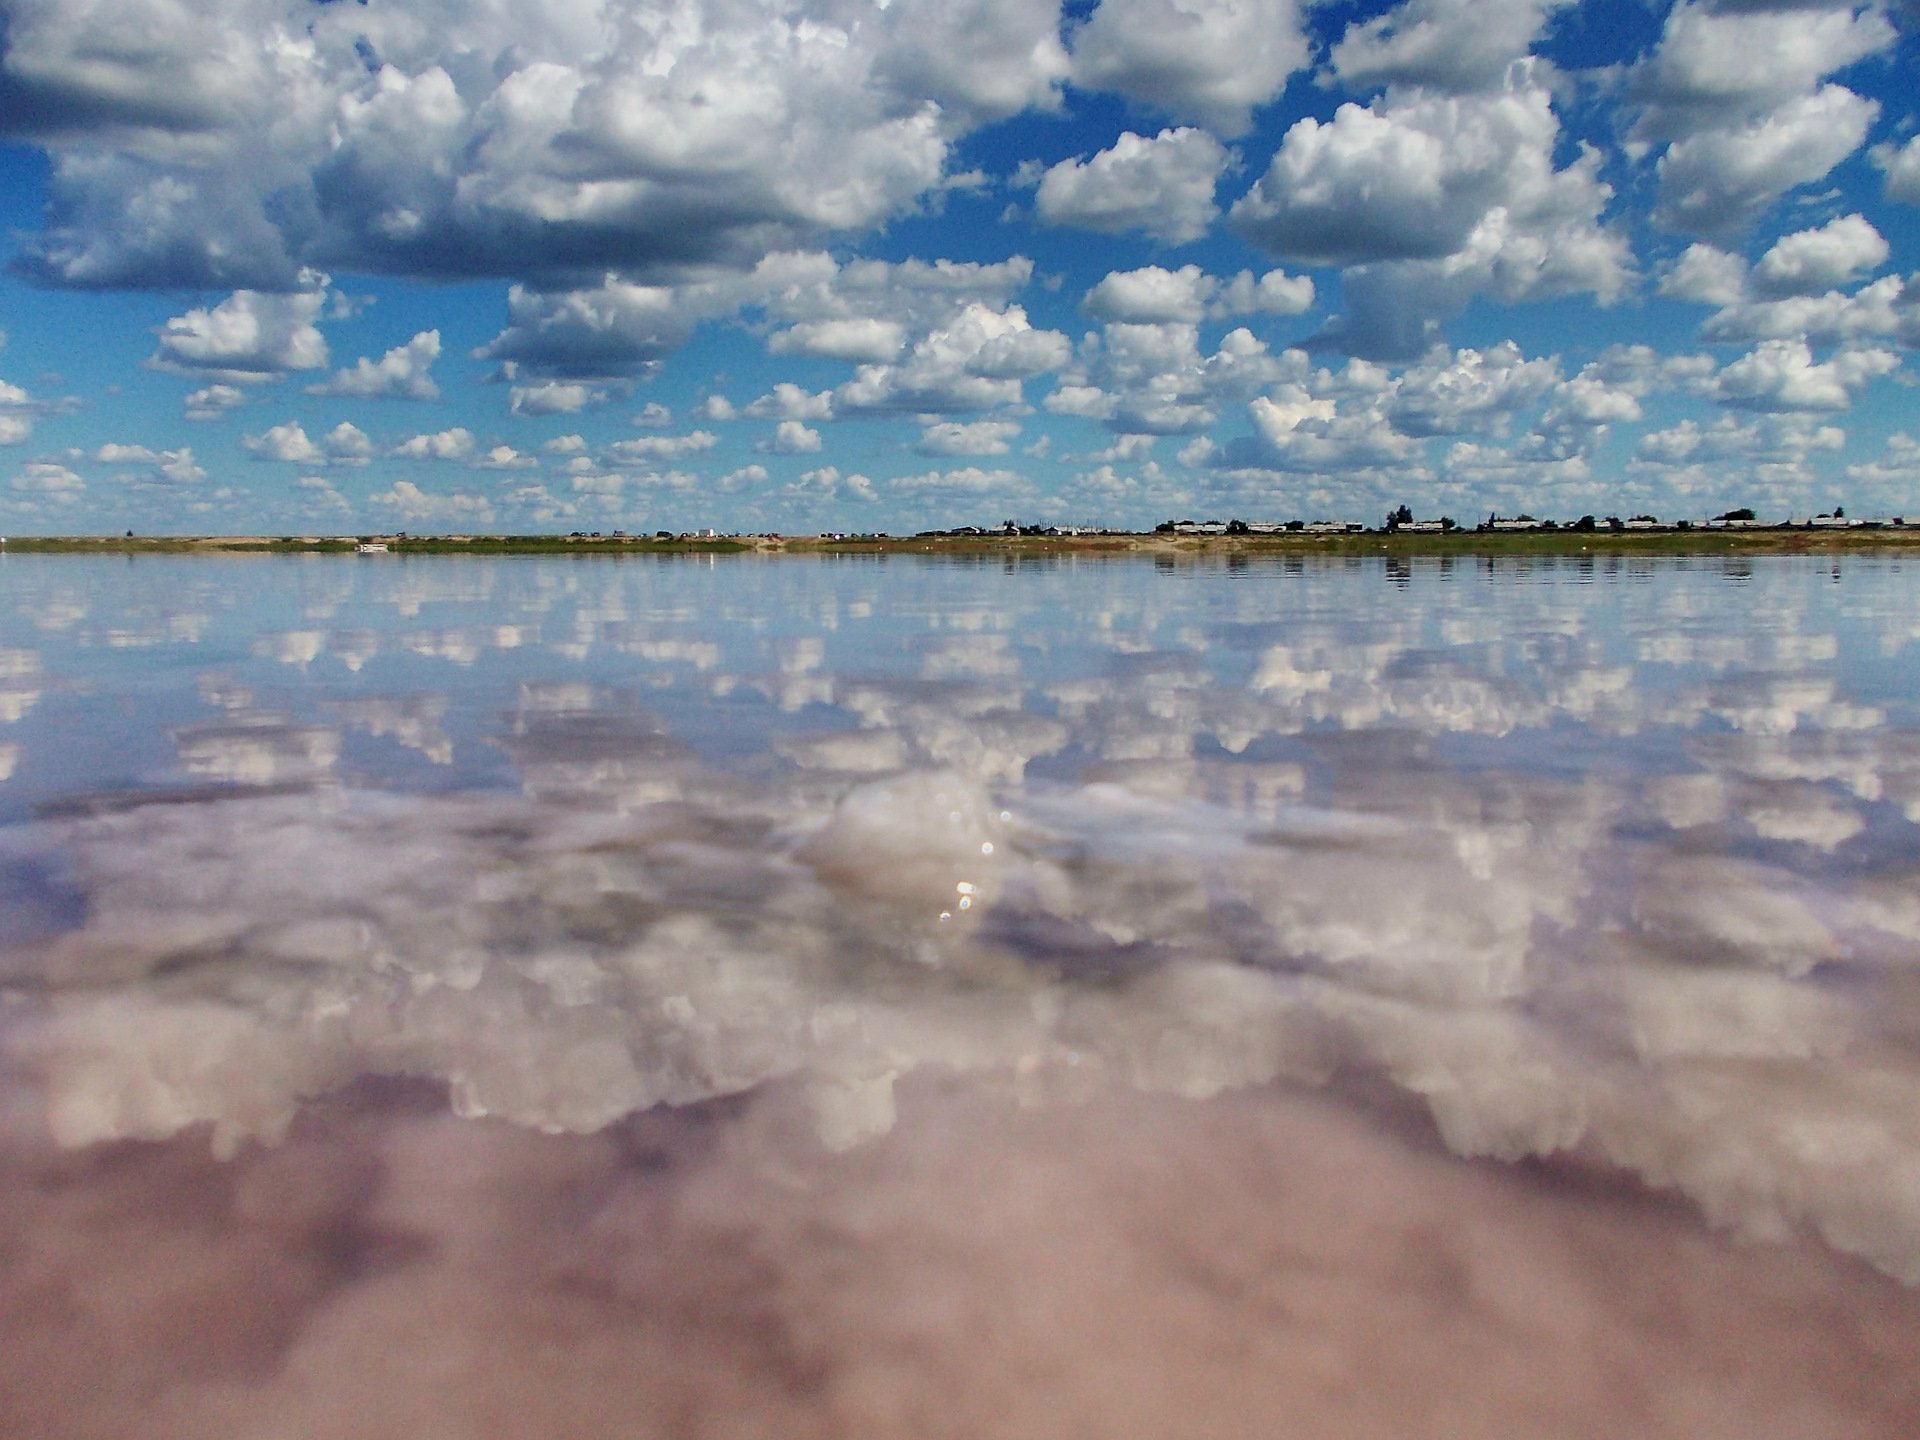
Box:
[1,551,1918,1298]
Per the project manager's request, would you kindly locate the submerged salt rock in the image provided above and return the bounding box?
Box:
[794,771,1003,917]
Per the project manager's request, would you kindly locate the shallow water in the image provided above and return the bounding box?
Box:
[2,550,1919,1437]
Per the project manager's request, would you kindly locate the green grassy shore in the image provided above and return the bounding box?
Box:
[3,528,1918,558]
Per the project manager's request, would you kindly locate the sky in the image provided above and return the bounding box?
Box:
[0,0,1917,537]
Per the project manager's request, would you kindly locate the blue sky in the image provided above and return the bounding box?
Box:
[1,0,1917,535]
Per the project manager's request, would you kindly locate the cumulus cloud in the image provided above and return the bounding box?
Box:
[393,428,476,462]
[746,384,836,422]
[9,460,85,496]
[1661,243,1750,307]
[1387,342,1560,438]
[1211,268,1315,317]
[1081,264,1314,325]
[608,432,719,464]
[1752,214,1889,297]
[1068,0,1310,136]
[1229,65,1628,358]
[1627,2,1895,145]
[245,419,373,465]
[833,303,1070,416]
[870,0,1069,124]
[1713,339,1899,412]
[182,383,246,422]
[1630,412,1847,495]
[769,318,909,364]
[0,380,42,445]
[472,445,539,471]
[1239,384,1424,474]
[1084,265,1219,324]
[1232,68,1601,270]
[95,443,205,485]
[510,381,610,417]
[1329,0,1571,96]
[371,480,496,527]
[1875,135,1920,205]
[151,275,332,380]
[307,330,441,400]
[759,421,824,455]
[1652,86,1880,239]
[479,279,706,382]
[916,420,1022,456]
[243,421,325,465]
[1033,128,1230,245]
[8,0,1082,292]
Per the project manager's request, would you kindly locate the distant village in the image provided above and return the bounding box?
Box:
[916,505,1914,541]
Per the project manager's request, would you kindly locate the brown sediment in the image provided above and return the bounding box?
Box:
[2,1072,1917,1440]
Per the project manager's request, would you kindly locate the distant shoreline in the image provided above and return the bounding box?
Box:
[4,529,1919,557]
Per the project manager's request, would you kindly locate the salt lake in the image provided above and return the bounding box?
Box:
[2,549,1918,1437]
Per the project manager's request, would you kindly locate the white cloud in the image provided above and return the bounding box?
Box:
[371,480,496,527]
[1231,68,1601,270]
[1083,263,1316,326]
[308,330,441,400]
[1660,244,1749,307]
[323,422,374,464]
[510,381,609,417]
[480,280,702,381]
[759,421,824,455]
[1875,136,1920,206]
[1753,215,1888,297]
[1630,413,1847,498]
[631,401,672,428]
[1045,384,1121,421]
[1210,269,1314,318]
[10,461,85,496]
[13,1,1073,291]
[1844,431,1920,495]
[694,395,737,422]
[746,384,837,422]
[1627,2,1895,145]
[1387,342,1560,438]
[473,445,539,471]
[95,443,205,485]
[608,432,719,464]
[1653,86,1879,239]
[872,0,1070,125]
[1242,385,1423,473]
[393,428,476,461]
[152,276,332,380]
[1034,128,1230,246]
[183,383,246,422]
[833,303,1070,416]
[243,421,325,465]
[1227,64,1629,358]
[917,420,1022,456]
[888,465,1034,498]
[1699,274,1915,348]
[1329,0,1570,96]
[1069,0,1310,137]
[245,419,372,465]
[1714,340,1900,413]
[1084,265,1218,324]
[769,318,909,364]
[0,381,38,446]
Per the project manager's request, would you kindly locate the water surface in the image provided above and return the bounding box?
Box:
[3,551,1919,1437]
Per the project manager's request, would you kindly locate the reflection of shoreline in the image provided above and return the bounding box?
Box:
[6,530,1920,557]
